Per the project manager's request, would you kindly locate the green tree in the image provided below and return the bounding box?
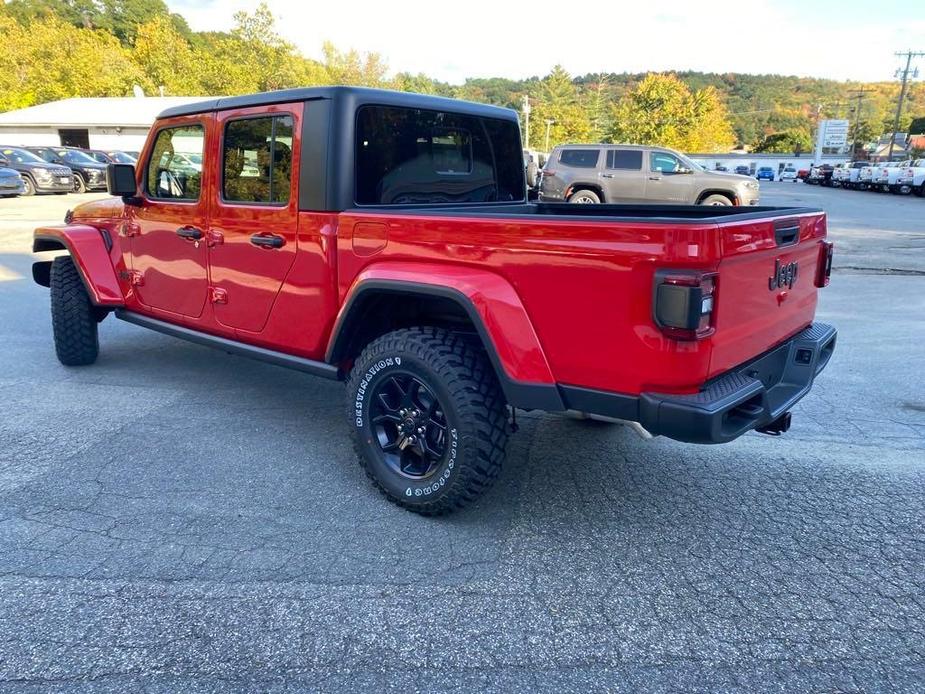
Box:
[751,128,813,153]
[321,41,388,86]
[0,14,142,110]
[607,73,735,151]
[906,115,925,135]
[529,65,593,150]
[132,15,202,95]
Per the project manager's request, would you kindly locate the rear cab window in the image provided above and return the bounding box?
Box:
[145,124,205,201]
[558,149,600,168]
[606,149,643,170]
[355,105,524,205]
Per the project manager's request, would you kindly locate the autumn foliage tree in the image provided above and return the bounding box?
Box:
[608,73,735,151]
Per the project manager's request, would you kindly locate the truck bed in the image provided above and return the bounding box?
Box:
[359,202,822,222]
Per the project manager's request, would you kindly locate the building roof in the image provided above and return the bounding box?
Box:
[0,97,210,128]
[159,86,518,121]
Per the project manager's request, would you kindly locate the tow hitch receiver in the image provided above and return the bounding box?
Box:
[757,412,792,436]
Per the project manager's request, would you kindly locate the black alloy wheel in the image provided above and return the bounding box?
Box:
[370,372,449,480]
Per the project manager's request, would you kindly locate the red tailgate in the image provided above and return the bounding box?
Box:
[709,213,829,377]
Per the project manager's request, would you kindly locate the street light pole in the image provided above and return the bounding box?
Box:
[522,94,531,150]
[544,119,555,153]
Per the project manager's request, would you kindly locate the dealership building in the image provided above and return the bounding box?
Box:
[0,96,206,151]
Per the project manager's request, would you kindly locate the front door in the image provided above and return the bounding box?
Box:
[646,151,694,203]
[130,117,211,318]
[207,105,301,333]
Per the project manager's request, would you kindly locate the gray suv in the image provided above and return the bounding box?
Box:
[539,144,760,206]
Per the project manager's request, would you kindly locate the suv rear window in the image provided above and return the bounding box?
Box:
[558,149,600,168]
[355,105,524,205]
[605,149,642,170]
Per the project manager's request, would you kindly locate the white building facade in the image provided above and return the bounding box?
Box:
[0,96,209,151]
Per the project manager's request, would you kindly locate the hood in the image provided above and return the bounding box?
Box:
[703,170,754,184]
[71,196,124,220]
[0,167,20,177]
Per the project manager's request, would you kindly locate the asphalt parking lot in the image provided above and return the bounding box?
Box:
[0,185,923,692]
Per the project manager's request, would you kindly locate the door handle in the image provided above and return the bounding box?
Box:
[250,233,285,249]
[176,225,202,240]
[601,173,616,178]
[648,176,662,181]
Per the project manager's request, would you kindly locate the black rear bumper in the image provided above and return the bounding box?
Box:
[560,323,837,444]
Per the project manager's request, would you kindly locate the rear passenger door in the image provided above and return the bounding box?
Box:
[208,105,301,333]
[601,149,646,202]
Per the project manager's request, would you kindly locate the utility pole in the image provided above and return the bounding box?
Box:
[848,88,873,156]
[888,50,924,161]
[522,94,531,150]
[544,119,555,152]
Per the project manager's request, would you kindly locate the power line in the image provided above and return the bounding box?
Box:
[888,50,924,160]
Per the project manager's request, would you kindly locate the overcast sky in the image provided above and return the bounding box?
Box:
[168,0,925,84]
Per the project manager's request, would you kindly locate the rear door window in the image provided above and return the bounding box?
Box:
[146,124,205,200]
[559,149,600,168]
[355,105,524,205]
[223,115,294,204]
[605,149,643,170]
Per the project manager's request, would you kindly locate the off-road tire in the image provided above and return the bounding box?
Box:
[346,327,508,515]
[568,189,600,204]
[699,193,733,206]
[50,256,99,366]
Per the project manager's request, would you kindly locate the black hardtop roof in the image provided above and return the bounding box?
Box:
[157,86,519,122]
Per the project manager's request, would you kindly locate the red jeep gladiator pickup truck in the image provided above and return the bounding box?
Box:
[32,87,836,514]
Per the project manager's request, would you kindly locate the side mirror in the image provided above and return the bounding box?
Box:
[106,163,137,198]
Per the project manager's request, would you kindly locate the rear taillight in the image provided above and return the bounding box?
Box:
[653,271,717,340]
[815,242,834,288]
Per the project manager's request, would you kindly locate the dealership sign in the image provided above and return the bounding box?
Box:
[820,120,850,148]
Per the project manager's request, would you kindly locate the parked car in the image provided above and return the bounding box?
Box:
[0,165,26,197]
[29,86,835,515]
[756,167,775,181]
[797,168,810,181]
[82,149,138,165]
[26,146,108,193]
[734,165,751,176]
[0,146,72,195]
[871,160,914,194]
[843,162,870,189]
[896,159,925,197]
[780,166,798,182]
[856,164,876,190]
[806,164,834,186]
[540,144,760,205]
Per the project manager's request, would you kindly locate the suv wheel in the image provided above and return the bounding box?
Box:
[346,327,508,515]
[50,256,99,366]
[72,174,87,194]
[699,193,733,206]
[21,175,35,196]
[568,189,600,204]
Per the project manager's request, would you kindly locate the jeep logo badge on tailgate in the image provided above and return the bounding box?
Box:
[769,259,798,290]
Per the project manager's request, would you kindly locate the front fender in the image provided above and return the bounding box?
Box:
[329,262,564,411]
[32,225,123,306]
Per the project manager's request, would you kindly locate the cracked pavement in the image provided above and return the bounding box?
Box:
[0,186,923,692]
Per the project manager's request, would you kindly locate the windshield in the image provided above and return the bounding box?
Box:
[110,152,136,164]
[60,149,98,165]
[1,147,45,164]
